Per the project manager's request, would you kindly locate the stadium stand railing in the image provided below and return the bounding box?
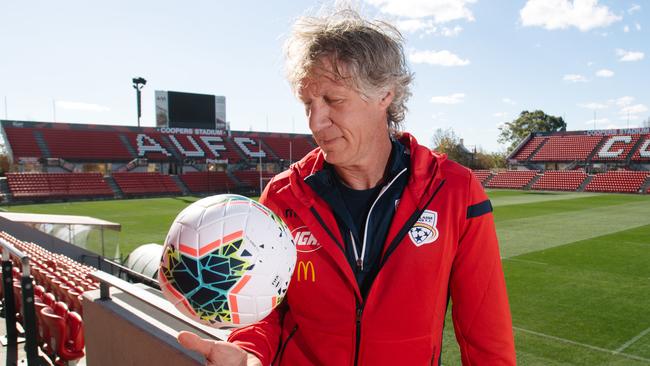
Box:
[530,170,589,191]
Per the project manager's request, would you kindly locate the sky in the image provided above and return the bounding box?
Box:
[0,0,648,152]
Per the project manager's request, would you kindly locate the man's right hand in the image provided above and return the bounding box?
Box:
[177,331,262,366]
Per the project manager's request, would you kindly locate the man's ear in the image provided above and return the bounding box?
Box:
[379,90,394,109]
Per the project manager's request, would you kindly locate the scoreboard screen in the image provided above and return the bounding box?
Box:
[168,91,215,129]
[156,90,226,130]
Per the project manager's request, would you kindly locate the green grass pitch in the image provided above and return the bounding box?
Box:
[3,190,650,365]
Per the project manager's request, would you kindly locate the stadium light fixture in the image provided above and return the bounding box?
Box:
[132,77,147,127]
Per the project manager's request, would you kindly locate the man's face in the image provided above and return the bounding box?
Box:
[297,62,393,168]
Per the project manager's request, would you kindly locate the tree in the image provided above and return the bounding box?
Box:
[475,150,507,169]
[431,128,471,166]
[498,110,566,153]
[431,128,504,169]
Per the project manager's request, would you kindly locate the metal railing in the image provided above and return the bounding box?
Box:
[0,238,40,365]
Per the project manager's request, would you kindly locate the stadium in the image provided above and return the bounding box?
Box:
[1,1,649,365]
[0,116,648,365]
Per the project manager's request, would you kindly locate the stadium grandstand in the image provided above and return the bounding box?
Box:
[0,120,316,202]
[2,121,649,202]
[481,128,650,194]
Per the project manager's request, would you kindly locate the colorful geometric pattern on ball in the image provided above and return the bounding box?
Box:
[159,194,296,329]
[160,233,254,325]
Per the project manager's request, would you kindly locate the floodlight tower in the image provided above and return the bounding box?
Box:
[132,77,147,127]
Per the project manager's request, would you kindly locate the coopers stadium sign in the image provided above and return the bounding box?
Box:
[156,127,224,136]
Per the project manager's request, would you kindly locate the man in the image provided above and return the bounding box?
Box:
[179,9,516,365]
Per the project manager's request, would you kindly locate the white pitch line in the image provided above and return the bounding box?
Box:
[615,327,650,354]
[513,326,650,363]
[501,257,548,265]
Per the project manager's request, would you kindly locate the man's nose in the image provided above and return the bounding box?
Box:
[308,100,331,134]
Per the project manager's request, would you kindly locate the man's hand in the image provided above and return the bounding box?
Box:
[177,331,262,366]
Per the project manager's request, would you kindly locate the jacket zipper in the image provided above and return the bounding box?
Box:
[274,325,298,366]
[352,179,446,366]
[351,168,408,272]
[354,301,363,366]
[309,178,446,366]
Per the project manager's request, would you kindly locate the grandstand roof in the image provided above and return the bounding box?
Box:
[0,212,121,230]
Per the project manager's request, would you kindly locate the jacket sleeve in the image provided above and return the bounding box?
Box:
[227,183,286,365]
[449,174,516,365]
[228,303,286,366]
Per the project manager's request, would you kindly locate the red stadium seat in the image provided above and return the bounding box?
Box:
[471,170,493,184]
[513,136,547,160]
[531,170,588,191]
[40,306,85,364]
[584,171,650,193]
[112,172,181,196]
[485,170,538,189]
[179,171,236,193]
[233,170,276,189]
[6,172,113,200]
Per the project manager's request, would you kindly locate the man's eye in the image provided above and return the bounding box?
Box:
[326,97,343,105]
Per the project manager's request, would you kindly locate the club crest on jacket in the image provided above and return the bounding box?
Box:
[409,210,439,246]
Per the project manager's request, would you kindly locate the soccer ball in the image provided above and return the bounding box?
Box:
[158,194,296,328]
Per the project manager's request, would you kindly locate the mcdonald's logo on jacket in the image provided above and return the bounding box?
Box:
[297,260,315,282]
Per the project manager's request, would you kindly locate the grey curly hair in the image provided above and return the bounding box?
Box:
[284,9,414,131]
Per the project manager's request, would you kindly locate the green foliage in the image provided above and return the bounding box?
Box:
[499,110,567,153]
[431,128,470,165]
[431,128,506,169]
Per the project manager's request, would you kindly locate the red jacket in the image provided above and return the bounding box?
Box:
[229,133,516,365]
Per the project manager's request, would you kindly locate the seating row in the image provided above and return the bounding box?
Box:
[531,135,603,161]
[584,171,650,193]
[1,231,91,364]
[530,170,588,191]
[3,125,316,163]
[485,170,538,189]
[7,172,113,199]
[113,172,181,195]
[233,170,277,189]
[477,169,650,193]
[513,133,650,162]
[179,171,236,193]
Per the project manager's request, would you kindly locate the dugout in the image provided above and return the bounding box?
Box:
[0,212,121,270]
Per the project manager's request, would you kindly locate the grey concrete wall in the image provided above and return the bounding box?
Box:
[82,286,229,366]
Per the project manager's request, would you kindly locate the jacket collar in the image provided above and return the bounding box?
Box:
[285,132,446,210]
[303,137,408,196]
